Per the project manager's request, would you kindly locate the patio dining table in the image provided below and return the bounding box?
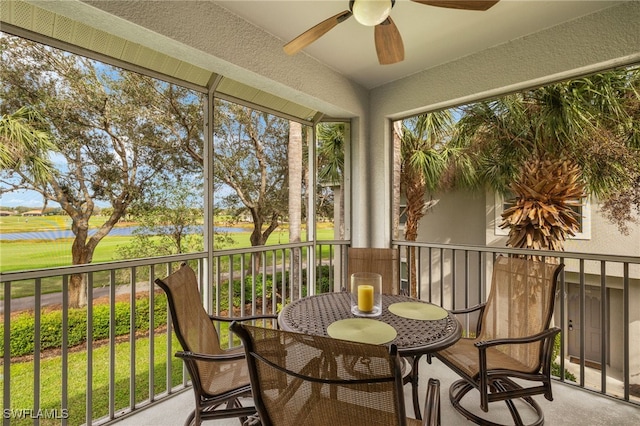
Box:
[278,292,461,419]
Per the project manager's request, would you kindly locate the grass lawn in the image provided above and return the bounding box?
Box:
[0,215,132,234]
[1,236,137,299]
[0,215,71,233]
[3,316,266,426]
[0,225,337,299]
[1,226,337,272]
[5,333,184,426]
[0,237,136,272]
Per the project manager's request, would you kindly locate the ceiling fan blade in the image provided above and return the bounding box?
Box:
[283,10,352,55]
[374,17,404,65]
[411,0,499,11]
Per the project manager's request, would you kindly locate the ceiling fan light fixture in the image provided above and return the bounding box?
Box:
[352,0,392,26]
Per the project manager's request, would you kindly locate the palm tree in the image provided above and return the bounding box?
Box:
[316,122,346,291]
[317,123,345,239]
[0,107,56,186]
[397,111,456,295]
[500,156,584,251]
[453,68,640,252]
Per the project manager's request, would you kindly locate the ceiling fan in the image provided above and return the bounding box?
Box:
[283,0,500,65]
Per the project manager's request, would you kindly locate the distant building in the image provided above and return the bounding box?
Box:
[22,210,43,216]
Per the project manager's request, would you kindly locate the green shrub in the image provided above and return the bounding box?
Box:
[230,265,332,305]
[0,266,334,358]
[552,332,577,381]
[0,293,168,358]
[314,265,333,293]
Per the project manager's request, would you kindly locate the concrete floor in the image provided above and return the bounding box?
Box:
[111,357,640,426]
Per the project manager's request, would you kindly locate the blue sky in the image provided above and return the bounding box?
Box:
[0,189,55,208]
[0,152,67,208]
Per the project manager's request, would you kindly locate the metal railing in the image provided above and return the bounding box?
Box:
[394,241,640,406]
[1,240,638,425]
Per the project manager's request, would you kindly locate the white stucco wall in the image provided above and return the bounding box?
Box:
[416,191,486,245]
[566,203,640,257]
[486,192,640,259]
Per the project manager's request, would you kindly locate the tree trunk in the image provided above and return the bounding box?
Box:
[62,192,128,308]
[69,232,92,308]
[392,121,403,240]
[288,121,303,296]
[403,168,427,297]
[68,273,86,308]
[248,209,280,274]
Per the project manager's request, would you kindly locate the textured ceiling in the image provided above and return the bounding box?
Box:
[216,0,623,89]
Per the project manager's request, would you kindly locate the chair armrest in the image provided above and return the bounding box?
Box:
[175,350,246,363]
[473,327,560,410]
[474,327,560,349]
[450,303,486,336]
[209,314,278,322]
[450,303,485,316]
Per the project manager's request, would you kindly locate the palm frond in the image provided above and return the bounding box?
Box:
[0,107,57,184]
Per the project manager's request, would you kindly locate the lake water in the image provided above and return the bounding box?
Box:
[0,226,246,241]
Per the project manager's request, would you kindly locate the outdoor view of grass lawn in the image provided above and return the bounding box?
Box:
[1,214,335,425]
[0,215,336,272]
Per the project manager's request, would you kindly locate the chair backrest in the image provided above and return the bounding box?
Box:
[231,323,409,426]
[155,264,222,360]
[348,247,400,294]
[479,256,564,371]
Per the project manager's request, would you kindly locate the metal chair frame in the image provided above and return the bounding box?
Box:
[156,263,277,426]
[231,323,442,426]
[436,256,564,426]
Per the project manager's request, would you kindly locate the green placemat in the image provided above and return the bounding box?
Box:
[327,318,397,345]
[388,302,448,320]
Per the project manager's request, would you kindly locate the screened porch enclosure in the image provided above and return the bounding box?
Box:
[1,1,640,425]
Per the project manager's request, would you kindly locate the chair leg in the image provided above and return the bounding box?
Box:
[229,398,249,425]
[449,379,545,426]
[242,413,262,426]
[184,410,197,426]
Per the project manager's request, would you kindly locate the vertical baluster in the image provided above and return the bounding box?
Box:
[86,273,93,425]
[33,278,41,426]
[623,262,630,401]
[148,265,155,402]
[109,269,116,419]
[61,275,69,426]
[129,266,136,409]
[600,261,607,394]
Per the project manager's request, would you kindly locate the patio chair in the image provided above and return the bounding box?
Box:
[230,323,442,426]
[347,247,430,418]
[155,263,277,426]
[348,247,401,294]
[435,255,564,426]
